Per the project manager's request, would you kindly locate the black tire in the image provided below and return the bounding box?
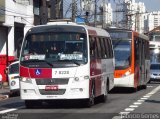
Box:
[142,84,147,89]
[148,80,151,83]
[132,87,137,93]
[101,94,107,103]
[86,82,95,107]
[101,81,109,103]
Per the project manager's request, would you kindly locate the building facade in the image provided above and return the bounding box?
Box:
[0,0,34,82]
[147,11,160,32]
[104,3,113,27]
[122,0,146,33]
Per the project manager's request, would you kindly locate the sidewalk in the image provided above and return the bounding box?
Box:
[0,84,10,101]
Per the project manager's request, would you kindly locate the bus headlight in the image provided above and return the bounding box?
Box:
[122,69,131,77]
[20,77,32,83]
[74,77,79,81]
[73,75,90,82]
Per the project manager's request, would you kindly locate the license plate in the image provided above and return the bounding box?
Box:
[45,85,58,91]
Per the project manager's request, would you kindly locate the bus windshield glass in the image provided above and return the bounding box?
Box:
[108,30,132,69]
[150,34,160,41]
[150,48,160,62]
[150,64,160,70]
[20,32,87,67]
[113,40,131,69]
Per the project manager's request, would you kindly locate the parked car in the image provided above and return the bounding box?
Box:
[7,61,20,95]
[150,63,160,82]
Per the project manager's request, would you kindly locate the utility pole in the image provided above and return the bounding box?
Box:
[72,0,77,22]
[102,0,106,28]
[50,0,63,19]
[40,0,48,24]
[94,0,97,27]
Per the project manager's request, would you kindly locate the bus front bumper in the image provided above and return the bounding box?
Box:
[20,81,89,100]
[114,74,134,88]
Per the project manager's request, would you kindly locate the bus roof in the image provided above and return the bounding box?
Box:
[27,22,110,38]
[106,27,149,41]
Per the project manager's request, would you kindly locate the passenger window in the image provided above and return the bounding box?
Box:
[90,36,95,58]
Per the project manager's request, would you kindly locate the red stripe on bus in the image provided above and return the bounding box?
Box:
[29,68,52,78]
[20,66,29,77]
[20,66,52,78]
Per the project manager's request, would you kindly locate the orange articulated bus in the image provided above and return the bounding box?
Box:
[106,28,150,91]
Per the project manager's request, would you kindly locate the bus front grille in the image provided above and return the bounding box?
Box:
[39,89,66,95]
[36,78,69,85]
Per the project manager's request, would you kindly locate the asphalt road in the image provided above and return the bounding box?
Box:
[0,82,160,119]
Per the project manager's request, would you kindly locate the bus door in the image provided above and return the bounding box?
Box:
[135,37,143,86]
[141,39,146,84]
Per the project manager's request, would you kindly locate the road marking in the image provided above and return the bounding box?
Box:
[113,85,160,119]
[147,86,153,88]
[143,95,150,98]
[112,116,121,119]
[140,97,148,100]
[129,105,138,108]
[0,108,18,114]
[125,108,135,111]
[148,92,154,95]
[133,102,142,105]
[0,106,24,114]
[137,99,145,102]
[119,112,130,115]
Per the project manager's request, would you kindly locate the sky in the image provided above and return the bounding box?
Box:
[135,0,160,12]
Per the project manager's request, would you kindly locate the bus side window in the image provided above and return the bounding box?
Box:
[99,38,106,58]
[89,36,95,58]
[134,37,139,66]
[96,37,102,58]
[108,38,113,58]
[107,38,112,58]
[103,38,109,58]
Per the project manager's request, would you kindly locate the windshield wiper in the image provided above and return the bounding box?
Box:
[22,59,54,67]
[58,59,81,66]
[72,60,81,66]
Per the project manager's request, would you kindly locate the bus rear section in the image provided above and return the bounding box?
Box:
[106,28,150,90]
[19,22,114,108]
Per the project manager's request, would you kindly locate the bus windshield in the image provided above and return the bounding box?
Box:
[107,30,132,70]
[20,32,88,67]
[150,64,160,70]
[150,35,160,42]
[113,40,131,69]
[150,48,160,63]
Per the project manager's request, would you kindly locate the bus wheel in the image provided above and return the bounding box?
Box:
[133,87,137,92]
[101,80,109,103]
[87,83,95,107]
[142,85,147,89]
